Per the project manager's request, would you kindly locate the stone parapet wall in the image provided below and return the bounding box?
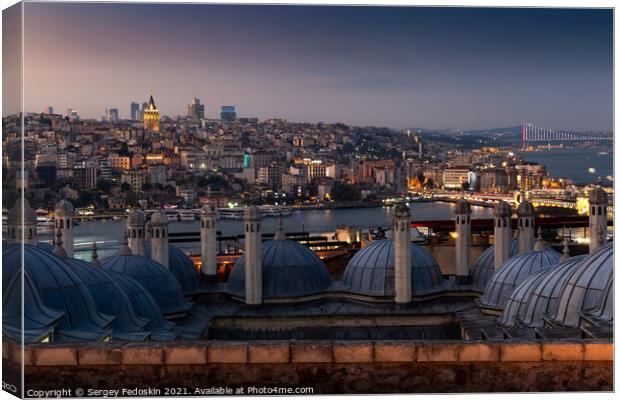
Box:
[3,340,613,394]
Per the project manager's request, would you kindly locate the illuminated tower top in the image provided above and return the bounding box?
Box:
[143,95,160,132]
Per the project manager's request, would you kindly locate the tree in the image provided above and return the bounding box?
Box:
[461,181,470,192]
[330,182,360,201]
[141,183,153,191]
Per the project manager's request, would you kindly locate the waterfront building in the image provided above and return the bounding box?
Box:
[442,166,474,190]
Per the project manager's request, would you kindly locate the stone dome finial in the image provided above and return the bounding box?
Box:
[588,186,608,205]
[274,217,285,240]
[53,229,67,258]
[494,201,511,218]
[149,210,168,226]
[534,227,544,251]
[91,242,101,266]
[55,199,74,215]
[517,200,535,217]
[201,203,217,216]
[394,204,410,218]
[245,205,261,220]
[455,199,472,215]
[116,231,133,256]
[127,208,146,226]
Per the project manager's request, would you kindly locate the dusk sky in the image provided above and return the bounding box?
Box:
[11,3,614,131]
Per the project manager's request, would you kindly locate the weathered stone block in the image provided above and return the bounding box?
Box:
[165,346,207,365]
[584,343,612,361]
[248,344,289,363]
[291,343,332,363]
[459,343,499,362]
[333,343,373,363]
[34,347,78,366]
[542,343,584,361]
[3,341,9,360]
[120,346,164,365]
[208,343,247,363]
[79,347,121,365]
[416,344,459,362]
[9,343,34,366]
[500,343,542,362]
[374,343,415,362]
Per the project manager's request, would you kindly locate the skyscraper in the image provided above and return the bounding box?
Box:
[45,106,54,114]
[143,95,160,132]
[220,105,236,122]
[141,101,148,120]
[187,96,205,119]
[108,108,119,122]
[130,102,140,120]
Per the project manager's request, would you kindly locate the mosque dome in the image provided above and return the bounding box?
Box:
[581,278,613,325]
[55,199,74,214]
[106,271,178,341]
[498,255,586,328]
[63,257,150,341]
[548,243,613,327]
[588,187,608,204]
[101,253,192,316]
[472,238,550,290]
[342,239,445,297]
[517,200,535,217]
[7,199,37,225]
[145,243,199,294]
[2,244,113,342]
[478,245,561,311]
[3,267,64,343]
[226,239,331,299]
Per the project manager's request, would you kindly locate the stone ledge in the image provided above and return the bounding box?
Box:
[208,343,247,363]
[165,346,207,365]
[416,344,460,362]
[34,347,78,366]
[542,343,584,361]
[248,344,289,364]
[9,342,34,366]
[291,343,333,363]
[500,343,542,362]
[121,346,164,365]
[79,347,122,365]
[584,343,613,361]
[373,343,416,362]
[459,343,499,362]
[333,343,373,363]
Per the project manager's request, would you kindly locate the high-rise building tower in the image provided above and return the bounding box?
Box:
[108,108,119,122]
[130,102,140,120]
[143,95,160,132]
[188,96,205,119]
[220,105,236,122]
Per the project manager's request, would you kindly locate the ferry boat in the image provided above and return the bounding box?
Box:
[177,210,196,222]
[217,207,245,220]
[258,205,293,217]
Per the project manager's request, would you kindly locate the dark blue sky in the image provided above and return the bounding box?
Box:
[19,4,613,130]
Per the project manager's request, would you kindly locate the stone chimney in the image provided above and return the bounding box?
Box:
[393,204,412,303]
[244,206,262,305]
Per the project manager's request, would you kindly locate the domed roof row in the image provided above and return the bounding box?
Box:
[2,244,181,343]
[497,242,613,329]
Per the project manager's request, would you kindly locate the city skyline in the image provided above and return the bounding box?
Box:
[4,4,614,131]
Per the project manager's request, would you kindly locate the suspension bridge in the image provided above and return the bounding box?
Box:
[521,122,611,149]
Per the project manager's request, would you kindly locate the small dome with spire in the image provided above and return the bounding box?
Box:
[201,203,217,216]
[149,210,168,225]
[55,199,74,215]
[128,209,146,226]
[478,246,561,311]
[494,201,512,218]
[394,204,410,217]
[588,186,608,205]
[245,205,261,220]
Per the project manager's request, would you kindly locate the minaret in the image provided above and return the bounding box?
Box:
[148,210,169,267]
[588,186,608,254]
[393,204,412,304]
[517,199,535,254]
[454,199,472,284]
[560,237,570,262]
[244,206,262,305]
[55,199,75,257]
[116,231,133,256]
[7,199,38,245]
[274,217,285,240]
[91,242,101,266]
[200,204,218,281]
[126,209,147,256]
[493,201,512,270]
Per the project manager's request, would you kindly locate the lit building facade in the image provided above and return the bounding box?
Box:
[143,95,160,132]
